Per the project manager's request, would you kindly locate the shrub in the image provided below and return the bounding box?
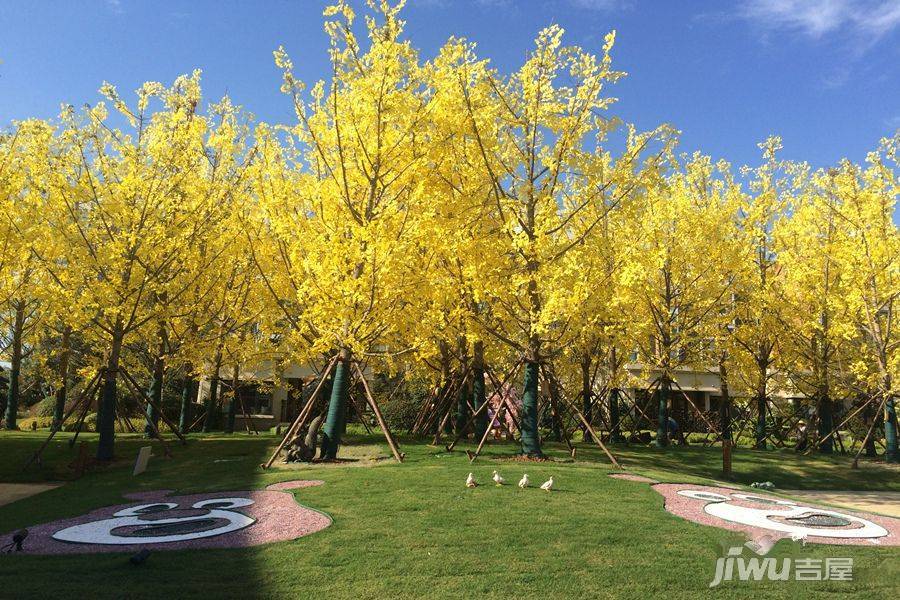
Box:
[37,396,58,417]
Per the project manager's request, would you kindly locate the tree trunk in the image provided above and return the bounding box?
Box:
[52,325,72,431]
[225,364,239,434]
[754,360,767,450]
[97,322,123,461]
[179,375,195,435]
[817,386,834,454]
[4,302,25,430]
[581,357,592,442]
[455,338,469,436]
[719,359,732,478]
[862,393,877,458]
[547,368,562,442]
[609,388,623,443]
[202,348,223,433]
[520,360,542,457]
[656,376,670,447]
[885,393,898,463]
[144,325,165,438]
[472,340,487,441]
[321,348,351,459]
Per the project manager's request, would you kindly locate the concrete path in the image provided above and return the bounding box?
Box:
[785,490,900,518]
[0,483,62,508]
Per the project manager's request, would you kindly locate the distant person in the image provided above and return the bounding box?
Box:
[667,416,688,446]
[795,420,808,452]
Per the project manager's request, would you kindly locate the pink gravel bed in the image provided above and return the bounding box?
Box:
[653,483,900,547]
[5,480,331,555]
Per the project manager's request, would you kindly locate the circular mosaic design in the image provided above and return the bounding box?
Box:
[732,494,796,506]
[785,513,853,528]
[52,498,256,545]
[112,518,229,537]
[677,490,730,502]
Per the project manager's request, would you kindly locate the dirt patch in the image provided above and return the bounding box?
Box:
[608,473,658,484]
[0,483,63,508]
[784,490,900,519]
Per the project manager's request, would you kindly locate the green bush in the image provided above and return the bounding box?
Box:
[37,396,58,417]
[64,412,97,432]
[378,377,430,431]
[19,416,54,430]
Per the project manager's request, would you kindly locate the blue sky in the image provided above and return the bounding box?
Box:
[1,0,898,173]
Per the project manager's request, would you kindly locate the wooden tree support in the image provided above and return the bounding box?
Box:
[120,368,187,445]
[432,371,470,445]
[354,362,403,463]
[485,363,524,434]
[808,395,878,455]
[67,383,98,449]
[468,359,525,463]
[261,355,338,469]
[119,369,175,457]
[852,394,888,468]
[22,370,104,470]
[670,379,720,437]
[540,364,575,456]
[470,399,508,463]
[545,369,622,469]
[346,369,373,435]
[423,367,471,440]
[188,409,207,433]
[237,391,259,435]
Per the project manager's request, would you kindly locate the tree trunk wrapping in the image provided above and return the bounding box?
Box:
[203,350,222,433]
[818,391,834,454]
[179,376,194,434]
[520,361,542,457]
[885,395,898,463]
[321,351,351,459]
[97,328,123,461]
[609,388,624,443]
[53,327,71,431]
[656,377,670,447]
[144,355,163,438]
[225,364,239,434]
[472,341,487,441]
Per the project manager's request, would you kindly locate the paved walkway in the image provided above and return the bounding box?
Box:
[0,483,62,508]
[785,490,900,518]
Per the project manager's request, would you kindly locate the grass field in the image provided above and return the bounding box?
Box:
[1,429,898,599]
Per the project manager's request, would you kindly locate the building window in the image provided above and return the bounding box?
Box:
[236,382,273,415]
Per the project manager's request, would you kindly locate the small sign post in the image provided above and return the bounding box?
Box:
[133,446,152,476]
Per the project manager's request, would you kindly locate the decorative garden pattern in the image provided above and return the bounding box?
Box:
[6,480,331,554]
[654,483,900,547]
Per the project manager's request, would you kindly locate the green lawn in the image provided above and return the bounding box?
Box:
[0,429,898,599]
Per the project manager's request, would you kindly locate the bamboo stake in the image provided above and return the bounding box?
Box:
[120,368,187,445]
[547,370,622,469]
[851,394,888,469]
[355,362,403,463]
[119,369,174,456]
[21,370,105,470]
[470,401,507,463]
[541,364,575,455]
[261,355,338,469]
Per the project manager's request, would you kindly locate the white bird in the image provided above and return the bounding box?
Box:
[465,472,478,488]
[518,473,530,489]
[492,470,505,486]
[540,476,554,492]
